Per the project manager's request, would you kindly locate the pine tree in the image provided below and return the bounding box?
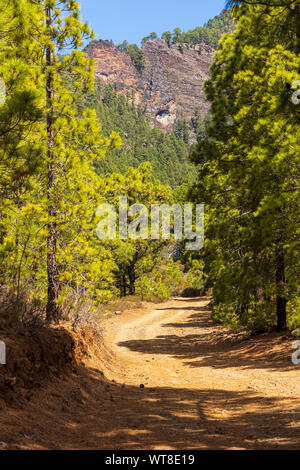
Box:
[162,31,172,47]
[190,2,300,331]
[96,163,171,297]
[0,0,43,293]
[37,1,122,321]
[0,1,120,320]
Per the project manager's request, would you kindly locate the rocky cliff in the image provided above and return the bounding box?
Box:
[85,39,214,132]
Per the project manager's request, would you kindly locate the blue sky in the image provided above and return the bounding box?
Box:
[80,0,227,46]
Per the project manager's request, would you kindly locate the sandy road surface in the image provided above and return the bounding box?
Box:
[1,297,299,449]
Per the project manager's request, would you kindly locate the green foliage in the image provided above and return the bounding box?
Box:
[287,297,300,331]
[160,10,234,49]
[0,1,202,317]
[189,3,300,331]
[0,0,120,315]
[122,10,233,54]
[184,260,205,293]
[0,0,43,201]
[136,260,183,301]
[96,163,172,298]
[117,42,146,72]
[161,31,172,47]
[177,9,233,49]
[136,258,206,302]
[152,273,171,301]
[190,107,211,142]
[0,0,211,322]
[172,28,182,44]
[142,32,158,44]
[173,118,190,144]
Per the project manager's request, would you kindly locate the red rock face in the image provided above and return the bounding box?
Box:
[85,39,215,132]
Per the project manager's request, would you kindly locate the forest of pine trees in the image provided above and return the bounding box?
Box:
[0,0,299,335]
[141,9,234,50]
[190,0,300,332]
[91,82,195,187]
[0,0,198,323]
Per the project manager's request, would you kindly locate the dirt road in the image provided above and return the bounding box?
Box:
[1,297,299,449]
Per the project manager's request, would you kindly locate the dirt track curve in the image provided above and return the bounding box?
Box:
[1,297,299,450]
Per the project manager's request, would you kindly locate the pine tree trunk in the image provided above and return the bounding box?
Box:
[276,248,287,331]
[119,274,127,297]
[122,274,127,297]
[46,7,60,323]
[295,3,300,55]
[128,266,136,296]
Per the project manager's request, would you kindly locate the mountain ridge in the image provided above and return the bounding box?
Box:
[84,9,234,132]
[85,38,214,132]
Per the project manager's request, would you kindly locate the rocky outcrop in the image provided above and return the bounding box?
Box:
[85,39,215,132]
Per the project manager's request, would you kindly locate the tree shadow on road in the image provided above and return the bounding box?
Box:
[1,298,298,450]
[1,364,299,450]
[118,303,295,372]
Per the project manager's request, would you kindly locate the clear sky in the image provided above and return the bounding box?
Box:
[80,0,227,46]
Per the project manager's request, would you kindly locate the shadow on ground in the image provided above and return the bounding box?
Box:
[118,304,294,372]
[0,298,298,450]
[0,364,299,450]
